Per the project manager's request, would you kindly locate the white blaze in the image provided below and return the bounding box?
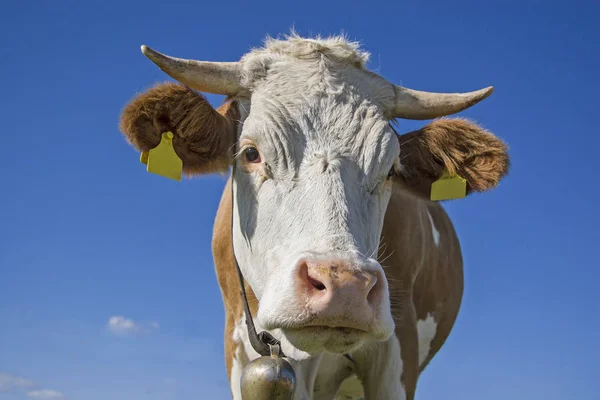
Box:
[427,211,440,247]
[230,317,248,400]
[417,313,438,366]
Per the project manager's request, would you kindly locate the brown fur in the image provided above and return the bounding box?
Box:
[373,188,464,397]
[117,86,510,398]
[397,118,509,199]
[119,82,237,176]
[212,178,260,377]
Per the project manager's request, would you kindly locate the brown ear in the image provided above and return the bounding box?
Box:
[397,118,509,199]
[119,82,238,176]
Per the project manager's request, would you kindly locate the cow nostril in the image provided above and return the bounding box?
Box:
[366,272,382,304]
[298,261,328,291]
[307,274,326,291]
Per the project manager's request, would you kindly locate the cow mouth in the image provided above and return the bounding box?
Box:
[287,325,368,334]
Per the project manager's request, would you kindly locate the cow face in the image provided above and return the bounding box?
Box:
[119,34,508,358]
[230,76,400,356]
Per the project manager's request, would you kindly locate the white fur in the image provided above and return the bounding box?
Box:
[427,211,440,247]
[353,336,405,399]
[334,375,365,399]
[231,316,252,399]
[417,313,437,366]
[230,349,243,399]
[312,352,359,399]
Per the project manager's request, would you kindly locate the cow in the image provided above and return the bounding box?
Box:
[118,33,509,399]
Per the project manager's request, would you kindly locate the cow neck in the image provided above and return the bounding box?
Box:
[230,160,286,358]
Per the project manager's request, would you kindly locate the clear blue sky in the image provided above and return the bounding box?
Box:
[1,1,598,399]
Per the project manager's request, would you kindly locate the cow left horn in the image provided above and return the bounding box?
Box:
[392,85,494,120]
[140,45,243,96]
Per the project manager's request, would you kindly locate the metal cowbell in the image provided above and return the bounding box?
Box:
[240,345,296,400]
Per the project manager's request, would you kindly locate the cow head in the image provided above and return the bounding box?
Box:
[119,34,509,358]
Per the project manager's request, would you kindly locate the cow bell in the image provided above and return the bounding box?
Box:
[240,344,296,400]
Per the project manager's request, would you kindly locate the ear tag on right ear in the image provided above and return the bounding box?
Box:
[430,169,466,201]
[144,132,182,181]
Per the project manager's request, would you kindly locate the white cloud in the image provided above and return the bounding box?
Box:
[107,316,140,334]
[27,389,65,399]
[0,372,35,391]
[107,316,159,336]
[0,373,64,400]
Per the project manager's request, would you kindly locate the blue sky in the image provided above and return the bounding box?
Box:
[1,0,598,399]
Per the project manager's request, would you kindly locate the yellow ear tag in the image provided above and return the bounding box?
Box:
[143,132,182,181]
[430,170,466,201]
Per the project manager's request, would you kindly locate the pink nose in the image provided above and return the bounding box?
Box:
[295,258,384,328]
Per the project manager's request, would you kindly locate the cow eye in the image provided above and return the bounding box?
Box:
[387,166,395,180]
[244,147,261,163]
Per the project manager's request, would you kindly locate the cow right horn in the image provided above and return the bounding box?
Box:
[141,45,243,96]
[392,85,494,120]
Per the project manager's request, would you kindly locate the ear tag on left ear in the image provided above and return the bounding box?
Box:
[431,169,466,201]
[143,132,182,181]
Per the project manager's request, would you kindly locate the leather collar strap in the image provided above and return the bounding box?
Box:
[230,160,285,358]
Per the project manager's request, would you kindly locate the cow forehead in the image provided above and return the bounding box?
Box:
[240,36,395,101]
[237,37,399,175]
[242,93,399,178]
[238,34,396,111]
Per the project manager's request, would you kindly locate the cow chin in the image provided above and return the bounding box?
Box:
[258,312,396,357]
[281,326,369,354]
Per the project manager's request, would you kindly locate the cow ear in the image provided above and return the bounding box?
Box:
[396,118,509,199]
[119,82,238,176]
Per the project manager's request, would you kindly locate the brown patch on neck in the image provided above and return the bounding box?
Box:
[212,177,259,381]
[379,185,424,397]
[378,183,464,396]
[412,202,463,373]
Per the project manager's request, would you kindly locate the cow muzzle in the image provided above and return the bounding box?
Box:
[297,257,384,327]
[260,253,394,354]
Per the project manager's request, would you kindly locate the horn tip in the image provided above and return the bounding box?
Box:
[481,86,494,97]
[140,45,166,66]
[140,45,152,56]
